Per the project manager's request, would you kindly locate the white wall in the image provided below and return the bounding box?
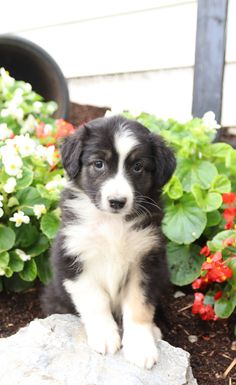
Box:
[1,0,235,126]
[222,0,236,127]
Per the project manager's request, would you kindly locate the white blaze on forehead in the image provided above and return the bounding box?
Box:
[114,128,139,170]
[100,128,139,214]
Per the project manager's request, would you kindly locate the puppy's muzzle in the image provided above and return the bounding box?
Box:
[108,197,127,210]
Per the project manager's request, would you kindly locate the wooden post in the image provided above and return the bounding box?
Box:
[192,0,228,124]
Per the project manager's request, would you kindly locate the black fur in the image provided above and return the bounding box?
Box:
[41,115,176,316]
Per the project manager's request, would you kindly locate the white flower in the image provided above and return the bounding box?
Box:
[14,134,36,157]
[202,111,221,130]
[3,154,23,176]
[9,211,30,227]
[33,204,47,219]
[15,249,31,261]
[12,88,24,104]
[0,140,18,160]
[0,106,24,121]
[0,196,4,217]
[44,124,53,136]
[46,102,57,114]
[22,83,32,93]
[3,177,17,193]
[0,123,13,141]
[0,68,14,87]
[35,144,55,166]
[45,176,67,192]
[33,101,43,113]
[20,114,37,134]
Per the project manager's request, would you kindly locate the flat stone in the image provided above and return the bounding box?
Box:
[0,314,197,385]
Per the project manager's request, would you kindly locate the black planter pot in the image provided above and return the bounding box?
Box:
[0,35,70,119]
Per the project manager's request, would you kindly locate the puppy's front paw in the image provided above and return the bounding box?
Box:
[122,326,158,369]
[86,323,121,355]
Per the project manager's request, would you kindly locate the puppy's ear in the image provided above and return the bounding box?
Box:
[60,126,87,179]
[150,133,176,188]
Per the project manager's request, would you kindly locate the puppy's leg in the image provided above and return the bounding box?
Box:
[122,271,161,369]
[64,277,121,355]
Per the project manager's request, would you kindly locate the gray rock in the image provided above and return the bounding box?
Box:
[0,314,197,385]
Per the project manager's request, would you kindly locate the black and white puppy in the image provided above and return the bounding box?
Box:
[41,115,176,369]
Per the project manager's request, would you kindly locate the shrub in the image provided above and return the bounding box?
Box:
[125,111,236,319]
[0,68,74,292]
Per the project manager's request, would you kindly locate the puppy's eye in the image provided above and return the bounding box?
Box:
[133,161,144,173]
[93,160,105,170]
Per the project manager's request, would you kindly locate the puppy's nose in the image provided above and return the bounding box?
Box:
[109,197,127,210]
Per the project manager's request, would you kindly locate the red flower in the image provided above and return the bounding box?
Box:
[201,304,218,321]
[207,263,233,282]
[200,245,211,257]
[223,207,236,223]
[55,119,75,139]
[192,278,204,290]
[225,221,234,230]
[214,291,222,301]
[36,122,53,138]
[201,252,222,270]
[192,293,218,321]
[192,292,204,314]
[222,192,236,205]
[223,237,235,247]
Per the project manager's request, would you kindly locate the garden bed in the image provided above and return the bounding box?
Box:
[0,283,235,385]
[0,101,236,385]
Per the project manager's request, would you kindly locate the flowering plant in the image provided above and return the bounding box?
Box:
[191,192,236,320]
[124,111,236,288]
[0,68,74,291]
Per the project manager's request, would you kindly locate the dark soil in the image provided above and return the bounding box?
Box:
[1,103,236,385]
[0,284,235,385]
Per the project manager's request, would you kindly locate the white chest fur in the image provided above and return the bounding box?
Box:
[62,193,158,306]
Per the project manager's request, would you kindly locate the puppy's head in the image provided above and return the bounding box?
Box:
[61,116,176,215]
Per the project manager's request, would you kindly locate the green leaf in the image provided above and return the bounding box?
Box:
[167,242,203,286]
[40,212,60,239]
[16,187,50,214]
[3,274,33,292]
[214,292,236,318]
[207,230,236,252]
[177,160,218,192]
[36,184,59,202]
[26,234,49,257]
[210,175,231,193]
[35,253,52,284]
[15,224,39,248]
[164,176,183,200]
[4,266,13,278]
[9,251,24,272]
[162,195,207,244]
[7,197,19,208]
[227,258,236,289]
[19,259,37,281]
[0,225,16,253]
[191,184,222,212]
[16,167,34,190]
[210,143,233,159]
[0,251,10,269]
[206,210,222,227]
[204,291,216,306]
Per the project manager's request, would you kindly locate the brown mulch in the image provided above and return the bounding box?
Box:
[0,103,236,385]
[68,102,109,127]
